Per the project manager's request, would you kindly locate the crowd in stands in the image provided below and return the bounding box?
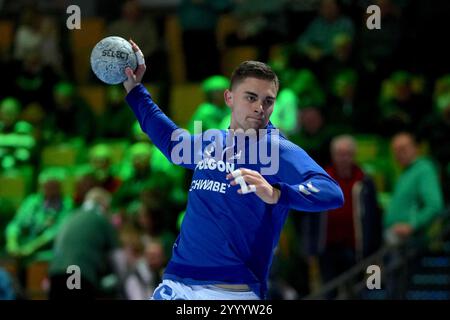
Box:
[0,0,449,300]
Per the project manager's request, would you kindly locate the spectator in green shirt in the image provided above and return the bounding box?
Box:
[385,132,444,242]
[49,188,120,299]
[296,0,354,65]
[5,167,73,260]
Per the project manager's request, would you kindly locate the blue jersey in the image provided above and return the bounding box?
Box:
[126,84,344,298]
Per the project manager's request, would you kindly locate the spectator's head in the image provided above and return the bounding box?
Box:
[145,240,166,271]
[300,107,324,135]
[21,102,44,127]
[38,167,65,201]
[0,97,21,131]
[320,0,342,22]
[202,75,229,107]
[330,134,356,174]
[332,69,357,100]
[83,187,112,214]
[288,69,325,109]
[391,132,419,168]
[391,71,413,102]
[89,144,113,181]
[226,61,279,130]
[129,142,152,174]
[53,82,76,110]
[333,33,352,61]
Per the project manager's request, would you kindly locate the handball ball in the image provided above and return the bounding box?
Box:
[90,36,137,85]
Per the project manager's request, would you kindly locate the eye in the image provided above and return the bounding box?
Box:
[246,96,257,102]
[264,99,274,108]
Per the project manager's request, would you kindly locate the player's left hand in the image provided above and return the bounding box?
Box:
[226,168,281,204]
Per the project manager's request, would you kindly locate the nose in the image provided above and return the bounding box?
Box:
[253,102,263,115]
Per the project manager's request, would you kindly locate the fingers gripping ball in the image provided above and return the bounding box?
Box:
[231,169,256,194]
[90,36,138,85]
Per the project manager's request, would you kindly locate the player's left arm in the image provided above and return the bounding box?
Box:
[227,146,344,211]
[273,146,344,212]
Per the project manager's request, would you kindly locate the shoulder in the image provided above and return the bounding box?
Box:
[415,158,439,174]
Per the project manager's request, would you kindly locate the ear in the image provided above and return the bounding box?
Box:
[224,89,233,109]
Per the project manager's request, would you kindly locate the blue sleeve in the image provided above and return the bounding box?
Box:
[125,84,197,170]
[274,142,344,212]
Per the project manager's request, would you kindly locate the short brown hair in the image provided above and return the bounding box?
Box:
[230,61,279,92]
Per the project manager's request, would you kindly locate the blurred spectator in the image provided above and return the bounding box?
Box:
[290,106,336,166]
[113,142,154,214]
[97,85,136,140]
[359,0,405,84]
[13,5,43,62]
[107,0,165,82]
[49,188,120,299]
[226,0,288,61]
[72,167,99,209]
[287,69,326,110]
[0,97,22,134]
[126,124,187,207]
[378,71,429,136]
[178,0,231,81]
[326,69,376,132]
[187,75,230,132]
[122,239,167,300]
[5,168,73,259]
[48,81,97,143]
[385,132,444,244]
[89,144,122,194]
[39,15,63,76]
[295,0,354,68]
[135,195,176,259]
[305,135,381,293]
[10,44,59,110]
[107,0,158,60]
[318,32,360,87]
[5,167,73,287]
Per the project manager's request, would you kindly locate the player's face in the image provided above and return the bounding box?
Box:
[225,77,277,131]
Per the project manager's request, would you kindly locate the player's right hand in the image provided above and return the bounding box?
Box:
[123,39,146,94]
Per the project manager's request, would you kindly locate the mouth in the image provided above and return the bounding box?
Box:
[247,117,263,122]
